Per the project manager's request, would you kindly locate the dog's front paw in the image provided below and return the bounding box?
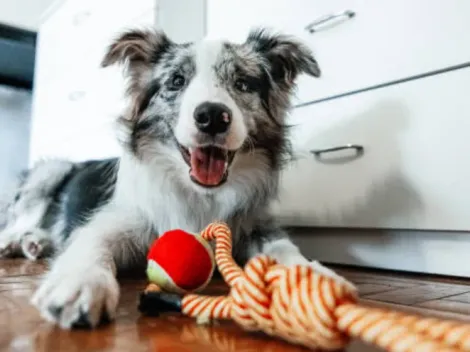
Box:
[20,230,53,260]
[309,260,357,294]
[31,266,119,329]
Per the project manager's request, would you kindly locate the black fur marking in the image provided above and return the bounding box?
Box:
[233,65,265,93]
[48,305,63,319]
[246,28,320,83]
[248,29,292,83]
[72,309,93,329]
[39,165,78,231]
[135,80,161,117]
[257,66,278,121]
[248,127,292,170]
[60,159,117,239]
[150,34,172,65]
[130,119,154,155]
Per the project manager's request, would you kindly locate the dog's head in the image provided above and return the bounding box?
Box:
[102,28,320,190]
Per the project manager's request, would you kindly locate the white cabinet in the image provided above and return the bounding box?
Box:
[190,0,470,275]
[206,0,470,105]
[204,0,470,233]
[271,67,470,231]
[30,0,156,163]
[28,0,470,273]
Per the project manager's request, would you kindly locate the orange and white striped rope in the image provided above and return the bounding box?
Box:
[180,222,470,352]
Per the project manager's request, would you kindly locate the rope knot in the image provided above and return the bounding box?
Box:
[176,222,470,351]
[230,255,356,350]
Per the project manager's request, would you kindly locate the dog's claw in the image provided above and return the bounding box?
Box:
[72,308,93,329]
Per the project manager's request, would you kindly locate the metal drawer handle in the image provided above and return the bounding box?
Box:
[305,10,355,33]
[311,144,364,156]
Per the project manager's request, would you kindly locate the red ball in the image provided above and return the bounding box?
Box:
[146,229,215,293]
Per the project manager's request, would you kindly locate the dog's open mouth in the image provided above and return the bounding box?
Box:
[178,144,236,187]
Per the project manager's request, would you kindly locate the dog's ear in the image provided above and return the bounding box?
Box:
[101,28,171,69]
[101,28,172,102]
[246,28,320,84]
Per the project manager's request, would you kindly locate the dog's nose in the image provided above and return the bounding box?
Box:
[193,102,232,136]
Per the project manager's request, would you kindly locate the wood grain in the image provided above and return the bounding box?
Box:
[1,259,469,351]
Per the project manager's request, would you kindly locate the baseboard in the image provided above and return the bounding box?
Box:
[289,227,470,278]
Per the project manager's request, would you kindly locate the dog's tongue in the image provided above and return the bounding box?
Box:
[190,147,226,186]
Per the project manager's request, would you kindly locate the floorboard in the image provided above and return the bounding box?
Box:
[1,259,470,351]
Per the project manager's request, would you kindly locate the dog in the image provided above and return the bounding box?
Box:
[0,27,350,329]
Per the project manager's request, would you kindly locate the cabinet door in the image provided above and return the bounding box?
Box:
[35,2,156,90]
[206,0,470,105]
[271,67,470,231]
[30,7,155,165]
[29,72,125,164]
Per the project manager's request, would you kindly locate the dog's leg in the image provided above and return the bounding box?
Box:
[0,227,54,260]
[0,198,50,259]
[262,236,338,276]
[258,226,355,290]
[0,215,44,258]
[31,206,145,329]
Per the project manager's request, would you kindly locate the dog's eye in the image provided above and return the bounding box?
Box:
[170,74,185,90]
[234,78,251,92]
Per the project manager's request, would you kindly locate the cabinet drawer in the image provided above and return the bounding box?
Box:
[40,0,155,43]
[33,56,129,122]
[30,71,123,162]
[271,67,470,231]
[32,9,153,147]
[206,0,470,105]
[36,1,156,85]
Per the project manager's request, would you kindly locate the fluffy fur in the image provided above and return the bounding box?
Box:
[0,27,351,329]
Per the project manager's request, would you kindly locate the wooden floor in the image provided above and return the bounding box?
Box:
[1,259,470,352]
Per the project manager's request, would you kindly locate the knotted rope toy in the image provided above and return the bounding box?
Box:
[139,222,470,351]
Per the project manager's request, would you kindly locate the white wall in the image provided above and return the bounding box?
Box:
[0,0,57,30]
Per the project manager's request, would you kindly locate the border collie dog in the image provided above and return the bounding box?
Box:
[0,27,350,329]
